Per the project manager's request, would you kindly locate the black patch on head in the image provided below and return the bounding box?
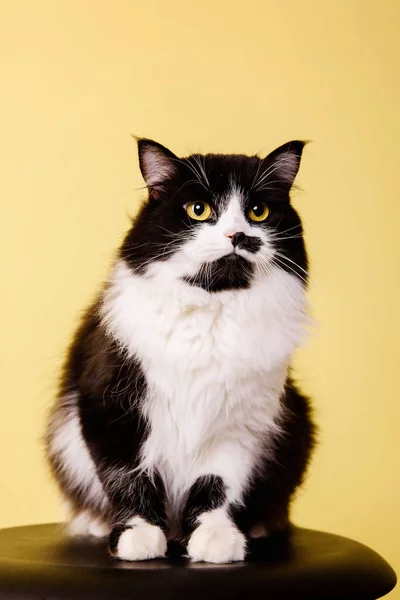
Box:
[120,138,309,291]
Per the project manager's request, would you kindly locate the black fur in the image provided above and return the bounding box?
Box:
[232,232,262,253]
[232,378,315,535]
[45,138,315,560]
[182,476,226,538]
[108,524,132,555]
[184,254,254,293]
[121,140,308,291]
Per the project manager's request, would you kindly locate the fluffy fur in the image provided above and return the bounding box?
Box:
[45,138,315,564]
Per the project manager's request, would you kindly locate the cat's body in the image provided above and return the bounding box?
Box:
[45,139,315,563]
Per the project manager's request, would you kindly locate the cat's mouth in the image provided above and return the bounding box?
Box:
[184,254,254,293]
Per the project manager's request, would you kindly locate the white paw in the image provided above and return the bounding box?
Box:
[188,516,246,564]
[115,522,167,561]
[88,518,111,538]
[68,512,111,538]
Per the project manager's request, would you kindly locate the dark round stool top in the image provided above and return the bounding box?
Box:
[0,523,395,599]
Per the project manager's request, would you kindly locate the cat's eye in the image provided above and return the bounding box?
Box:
[186,201,212,221]
[248,202,270,222]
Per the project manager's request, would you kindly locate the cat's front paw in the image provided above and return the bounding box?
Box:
[187,514,246,564]
[109,518,167,561]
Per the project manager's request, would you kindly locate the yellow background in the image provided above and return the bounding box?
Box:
[1,0,399,594]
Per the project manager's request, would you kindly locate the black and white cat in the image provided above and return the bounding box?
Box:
[45,138,315,564]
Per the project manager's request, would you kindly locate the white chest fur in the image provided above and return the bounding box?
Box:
[102,260,308,511]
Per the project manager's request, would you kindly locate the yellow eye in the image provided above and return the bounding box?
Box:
[186,201,212,221]
[248,202,270,222]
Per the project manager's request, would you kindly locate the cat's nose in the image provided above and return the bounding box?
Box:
[227,232,246,247]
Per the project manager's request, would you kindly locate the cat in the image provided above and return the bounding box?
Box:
[45,137,315,564]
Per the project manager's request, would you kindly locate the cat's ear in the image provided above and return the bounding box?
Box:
[136,137,178,193]
[262,140,307,190]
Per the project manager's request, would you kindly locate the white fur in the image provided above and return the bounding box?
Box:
[217,188,251,238]
[116,516,167,561]
[48,400,109,514]
[68,511,111,538]
[101,190,310,521]
[187,507,246,563]
[179,186,275,269]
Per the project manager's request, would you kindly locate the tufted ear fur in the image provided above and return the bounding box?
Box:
[137,138,178,193]
[261,140,307,190]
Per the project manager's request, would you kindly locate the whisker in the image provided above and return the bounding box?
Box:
[268,234,303,242]
[252,152,297,191]
[274,252,310,279]
[254,256,299,305]
[276,224,302,235]
[250,159,263,191]
[169,178,204,202]
[274,253,334,303]
[171,156,210,192]
[192,154,210,188]
[272,254,310,287]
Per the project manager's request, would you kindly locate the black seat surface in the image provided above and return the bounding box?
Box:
[0,523,395,599]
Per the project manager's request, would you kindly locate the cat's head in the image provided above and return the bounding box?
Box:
[120,139,308,292]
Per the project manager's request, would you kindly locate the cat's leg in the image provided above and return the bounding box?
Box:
[61,498,111,538]
[183,475,247,563]
[182,435,253,564]
[234,381,315,538]
[107,471,168,561]
[228,381,315,540]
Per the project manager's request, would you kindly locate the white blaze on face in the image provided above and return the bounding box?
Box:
[181,187,255,267]
[145,184,274,283]
[217,189,252,239]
